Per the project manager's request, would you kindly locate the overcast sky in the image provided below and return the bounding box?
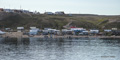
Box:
[0,0,120,15]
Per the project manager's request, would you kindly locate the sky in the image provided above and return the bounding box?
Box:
[0,0,120,15]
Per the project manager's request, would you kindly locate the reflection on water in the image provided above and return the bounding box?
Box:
[0,37,120,60]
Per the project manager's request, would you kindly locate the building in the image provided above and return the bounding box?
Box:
[44,28,51,30]
[29,29,39,35]
[90,29,99,34]
[0,30,6,35]
[62,29,73,35]
[30,27,37,30]
[79,31,89,35]
[104,29,112,32]
[112,30,120,36]
[13,9,22,13]
[42,28,60,35]
[17,27,24,32]
[112,28,117,30]
[47,29,57,34]
[70,28,86,35]
[71,28,84,31]
[55,11,65,15]
[44,12,54,15]
[5,28,11,32]
[54,30,61,35]
[3,9,14,12]
[22,10,30,13]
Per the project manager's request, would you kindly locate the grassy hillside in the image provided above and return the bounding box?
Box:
[0,12,120,30]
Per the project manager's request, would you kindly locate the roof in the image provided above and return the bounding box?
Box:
[30,27,36,29]
[17,27,24,29]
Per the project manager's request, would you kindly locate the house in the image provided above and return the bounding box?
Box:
[112,30,120,36]
[47,29,57,34]
[55,11,65,15]
[104,29,112,36]
[47,29,61,35]
[29,29,39,35]
[44,28,51,30]
[104,29,112,32]
[0,8,3,12]
[13,9,22,13]
[62,29,73,35]
[22,10,29,13]
[54,30,61,35]
[30,27,37,30]
[112,28,117,30]
[42,28,60,35]
[3,9,14,12]
[5,28,11,32]
[0,30,6,35]
[17,27,24,32]
[42,28,52,35]
[42,30,49,35]
[79,31,89,35]
[29,27,40,35]
[71,28,86,35]
[44,12,54,15]
[90,29,99,34]
[71,28,85,31]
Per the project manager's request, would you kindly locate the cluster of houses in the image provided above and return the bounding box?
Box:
[0,8,65,15]
[0,8,34,14]
[44,11,65,15]
[2,27,120,36]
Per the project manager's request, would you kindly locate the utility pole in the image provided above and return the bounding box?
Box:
[20,5,21,10]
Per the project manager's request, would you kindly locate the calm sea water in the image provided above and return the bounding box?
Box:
[0,37,120,60]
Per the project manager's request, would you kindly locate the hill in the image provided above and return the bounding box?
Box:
[0,12,120,30]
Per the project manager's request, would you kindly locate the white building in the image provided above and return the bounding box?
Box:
[30,27,37,30]
[104,29,112,32]
[112,28,117,30]
[0,30,6,35]
[29,29,39,35]
[90,29,99,34]
[17,27,24,32]
[70,28,84,31]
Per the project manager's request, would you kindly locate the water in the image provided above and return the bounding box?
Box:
[0,37,120,60]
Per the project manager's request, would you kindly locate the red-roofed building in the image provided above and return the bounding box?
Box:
[70,26,76,28]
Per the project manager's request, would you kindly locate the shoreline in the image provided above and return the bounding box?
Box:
[0,32,120,39]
